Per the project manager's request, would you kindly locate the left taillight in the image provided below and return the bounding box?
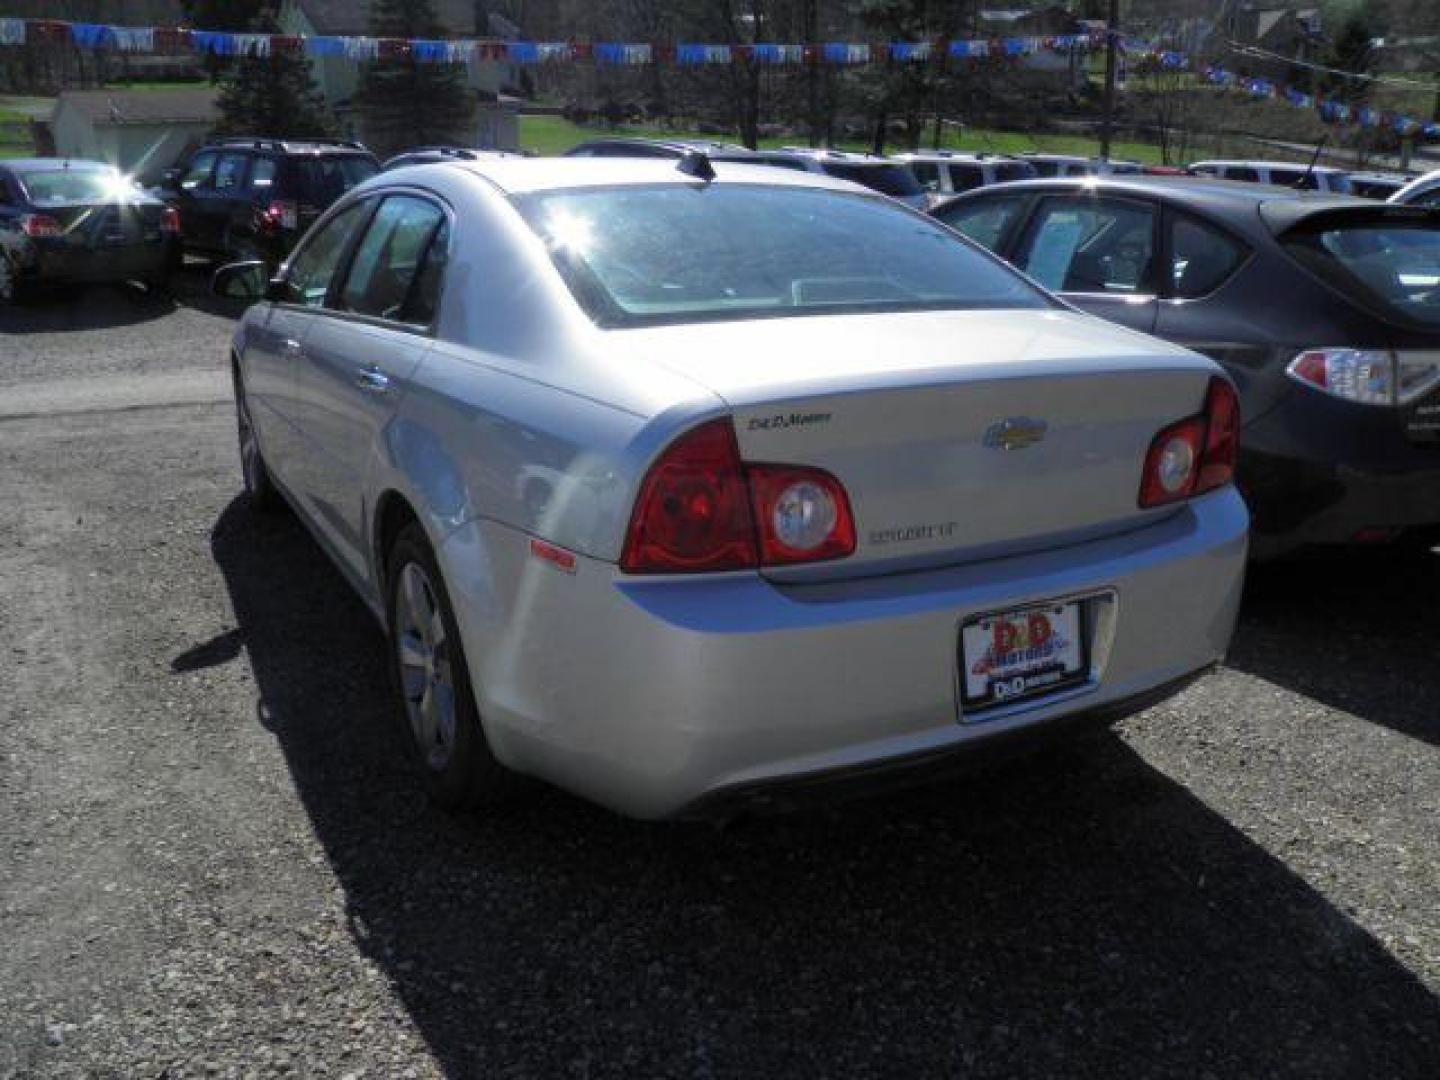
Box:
[20,214,61,238]
[159,207,181,234]
[1139,377,1240,509]
[620,418,857,574]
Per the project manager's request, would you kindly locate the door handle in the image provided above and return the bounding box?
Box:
[355,366,391,393]
[281,338,303,356]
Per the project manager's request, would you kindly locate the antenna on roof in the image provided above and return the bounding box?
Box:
[676,149,716,182]
[1299,135,1328,190]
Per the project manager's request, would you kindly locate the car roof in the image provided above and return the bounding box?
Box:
[399,156,871,197]
[892,151,1019,163]
[937,175,1383,235]
[1190,159,1347,174]
[203,137,374,157]
[567,137,755,156]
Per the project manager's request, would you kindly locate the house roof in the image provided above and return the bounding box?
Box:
[54,88,219,127]
[287,0,485,37]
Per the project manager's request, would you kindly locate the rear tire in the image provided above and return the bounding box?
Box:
[233,367,281,513]
[386,522,516,810]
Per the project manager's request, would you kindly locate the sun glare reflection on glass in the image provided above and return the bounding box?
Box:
[545,210,595,254]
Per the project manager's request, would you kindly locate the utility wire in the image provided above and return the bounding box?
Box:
[1221,39,1439,91]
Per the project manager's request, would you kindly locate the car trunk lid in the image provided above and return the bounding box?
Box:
[623,309,1221,575]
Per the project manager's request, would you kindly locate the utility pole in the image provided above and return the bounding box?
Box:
[1100,0,1120,160]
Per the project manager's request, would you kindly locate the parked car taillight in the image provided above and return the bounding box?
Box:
[1287,347,1440,406]
[257,200,299,235]
[620,418,857,573]
[1139,377,1240,509]
[159,207,181,234]
[747,465,856,565]
[20,214,61,238]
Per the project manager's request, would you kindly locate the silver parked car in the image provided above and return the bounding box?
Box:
[217,157,1248,819]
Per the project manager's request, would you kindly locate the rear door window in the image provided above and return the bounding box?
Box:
[1226,167,1260,183]
[1017,196,1158,294]
[337,194,446,324]
[1169,215,1247,298]
[933,194,1030,253]
[250,157,278,193]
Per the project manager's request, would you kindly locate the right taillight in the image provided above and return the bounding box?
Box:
[1286,347,1440,407]
[620,419,857,574]
[1139,377,1240,509]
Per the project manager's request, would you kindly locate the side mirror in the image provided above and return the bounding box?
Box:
[210,260,268,301]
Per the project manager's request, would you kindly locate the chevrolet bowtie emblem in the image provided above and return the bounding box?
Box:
[983,417,1048,451]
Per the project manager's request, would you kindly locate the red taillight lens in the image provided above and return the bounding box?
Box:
[21,214,61,238]
[1139,376,1240,508]
[159,207,181,234]
[1197,377,1239,493]
[747,465,856,565]
[621,420,858,573]
[621,419,758,573]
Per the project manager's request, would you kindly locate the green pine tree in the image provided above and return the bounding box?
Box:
[214,24,338,138]
[353,0,475,159]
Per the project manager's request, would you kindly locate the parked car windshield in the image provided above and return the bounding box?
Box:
[818,162,925,198]
[18,167,134,204]
[519,183,1051,328]
[1286,220,1440,326]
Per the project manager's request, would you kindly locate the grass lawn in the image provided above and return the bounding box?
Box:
[519,113,1169,164]
[102,80,212,92]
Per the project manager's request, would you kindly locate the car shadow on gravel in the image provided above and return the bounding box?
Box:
[205,500,1440,1079]
[1227,545,1440,746]
[0,281,178,333]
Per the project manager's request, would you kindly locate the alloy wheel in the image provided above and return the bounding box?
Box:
[394,562,458,772]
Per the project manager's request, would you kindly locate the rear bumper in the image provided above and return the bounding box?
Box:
[1241,449,1440,558]
[22,239,176,283]
[443,487,1248,819]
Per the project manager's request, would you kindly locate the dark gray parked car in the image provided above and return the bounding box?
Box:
[934,175,1440,557]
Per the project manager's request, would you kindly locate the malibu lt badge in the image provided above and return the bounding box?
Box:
[983,416,1048,452]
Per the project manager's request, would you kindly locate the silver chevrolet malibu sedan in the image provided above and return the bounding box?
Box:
[218,157,1248,819]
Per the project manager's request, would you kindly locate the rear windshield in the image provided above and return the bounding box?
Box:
[17,167,131,204]
[1285,221,1440,326]
[819,162,924,198]
[279,155,379,203]
[518,184,1050,328]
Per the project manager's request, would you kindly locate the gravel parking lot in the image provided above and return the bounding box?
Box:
[1,273,1437,1079]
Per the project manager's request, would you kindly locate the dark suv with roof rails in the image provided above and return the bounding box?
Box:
[162,137,380,267]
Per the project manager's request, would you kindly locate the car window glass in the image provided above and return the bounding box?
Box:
[288,157,380,205]
[213,153,249,193]
[338,195,444,322]
[910,161,941,192]
[1285,222,1440,327]
[181,152,217,190]
[1414,187,1440,208]
[1227,167,1259,183]
[403,218,450,326]
[947,164,983,193]
[934,194,1027,252]
[250,157,278,192]
[1170,216,1246,298]
[1018,197,1156,294]
[283,200,370,307]
[520,185,1049,328]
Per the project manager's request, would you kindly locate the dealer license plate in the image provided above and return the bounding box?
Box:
[960,600,1087,713]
